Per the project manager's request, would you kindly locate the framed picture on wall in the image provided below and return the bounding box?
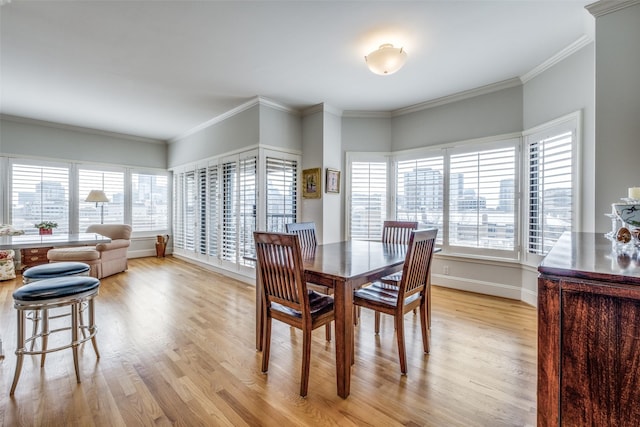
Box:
[302,168,321,199]
[326,168,340,194]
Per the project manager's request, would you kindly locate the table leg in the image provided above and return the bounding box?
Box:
[333,279,352,398]
[255,268,263,351]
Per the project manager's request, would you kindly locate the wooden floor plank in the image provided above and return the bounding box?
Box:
[0,256,537,426]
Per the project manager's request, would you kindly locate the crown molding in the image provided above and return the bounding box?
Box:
[342,110,392,119]
[0,114,165,144]
[521,34,594,83]
[170,96,298,143]
[391,78,522,117]
[586,0,640,17]
[300,103,343,117]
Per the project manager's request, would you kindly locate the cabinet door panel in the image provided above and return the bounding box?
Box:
[619,298,640,427]
[560,290,617,426]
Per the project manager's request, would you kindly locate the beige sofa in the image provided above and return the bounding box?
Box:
[47,224,132,279]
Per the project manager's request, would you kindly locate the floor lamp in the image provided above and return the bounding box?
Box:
[85,190,109,224]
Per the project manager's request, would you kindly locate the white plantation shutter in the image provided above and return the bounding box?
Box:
[449,143,516,251]
[396,156,444,243]
[208,164,220,257]
[184,170,196,251]
[173,172,185,249]
[527,129,574,255]
[131,172,168,232]
[350,161,387,240]
[78,168,124,228]
[266,156,297,232]
[11,162,70,233]
[222,161,237,262]
[238,156,257,266]
[197,167,207,255]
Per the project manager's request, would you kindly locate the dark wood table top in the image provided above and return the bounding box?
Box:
[300,240,408,284]
[538,231,640,286]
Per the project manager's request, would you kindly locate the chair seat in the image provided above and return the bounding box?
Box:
[13,276,100,302]
[354,282,420,307]
[380,272,402,284]
[47,246,100,261]
[271,291,334,318]
[23,262,90,280]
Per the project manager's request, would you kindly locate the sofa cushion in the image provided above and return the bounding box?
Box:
[48,246,100,261]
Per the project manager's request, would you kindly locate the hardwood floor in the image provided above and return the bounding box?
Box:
[0,256,537,426]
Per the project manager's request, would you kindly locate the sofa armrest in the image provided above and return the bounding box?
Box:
[96,239,130,252]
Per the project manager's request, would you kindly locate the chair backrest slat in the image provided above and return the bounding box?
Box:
[254,231,309,314]
[398,229,438,300]
[382,221,418,245]
[285,222,317,249]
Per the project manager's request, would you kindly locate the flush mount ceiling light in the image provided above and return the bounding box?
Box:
[365,43,408,75]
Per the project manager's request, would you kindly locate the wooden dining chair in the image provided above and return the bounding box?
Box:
[354,220,420,326]
[253,231,335,397]
[353,228,437,374]
[382,220,419,244]
[285,222,332,341]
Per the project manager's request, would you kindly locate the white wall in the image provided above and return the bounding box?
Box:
[391,86,523,151]
[301,109,324,242]
[322,108,343,244]
[523,43,595,233]
[258,104,302,152]
[0,117,167,168]
[167,105,260,168]
[593,2,640,232]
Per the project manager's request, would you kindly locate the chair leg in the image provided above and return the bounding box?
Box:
[71,303,81,383]
[353,306,358,326]
[40,309,49,367]
[261,316,272,373]
[88,299,100,358]
[300,329,312,397]
[374,311,381,334]
[29,309,41,351]
[420,303,430,354]
[396,315,407,375]
[10,309,26,395]
[325,323,331,341]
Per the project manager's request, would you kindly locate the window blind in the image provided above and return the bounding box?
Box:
[11,163,70,234]
[238,156,257,266]
[78,168,124,228]
[528,131,573,255]
[208,164,220,258]
[449,146,516,250]
[266,156,297,232]
[350,161,387,240]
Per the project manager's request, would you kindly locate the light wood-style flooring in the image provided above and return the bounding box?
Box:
[0,256,537,426]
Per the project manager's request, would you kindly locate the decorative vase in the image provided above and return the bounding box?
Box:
[39,228,53,235]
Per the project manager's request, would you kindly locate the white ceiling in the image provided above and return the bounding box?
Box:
[0,1,594,142]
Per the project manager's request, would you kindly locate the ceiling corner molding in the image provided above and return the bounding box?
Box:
[342,110,392,119]
[521,34,594,83]
[257,96,300,115]
[170,97,260,143]
[299,103,343,117]
[391,78,522,117]
[586,0,640,17]
[0,114,165,144]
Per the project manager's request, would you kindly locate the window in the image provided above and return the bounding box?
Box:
[11,161,70,234]
[349,159,387,240]
[396,155,444,243]
[131,172,169,232]
[449,143,517,252]
[525,116,577,256]
[265,156,297,232]
[207,164,220,258]
[78,168,124,228]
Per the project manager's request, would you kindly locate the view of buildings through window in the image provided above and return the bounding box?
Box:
[9,161,168,234]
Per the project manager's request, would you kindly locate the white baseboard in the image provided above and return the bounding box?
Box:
[431,273,523,300]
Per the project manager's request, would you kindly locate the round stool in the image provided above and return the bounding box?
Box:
[23,261,90,284]
[10,276,101,395]
[22,262,91,351]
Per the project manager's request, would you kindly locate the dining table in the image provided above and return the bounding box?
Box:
[253,240,410,398]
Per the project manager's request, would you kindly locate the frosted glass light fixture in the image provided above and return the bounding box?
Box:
[365,43,408,75]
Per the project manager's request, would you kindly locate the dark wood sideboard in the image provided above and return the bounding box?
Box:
[537,232,640,426]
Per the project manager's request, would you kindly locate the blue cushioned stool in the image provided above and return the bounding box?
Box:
[23,261,90,284]
[10,276,100,395]
[22,262,91,352]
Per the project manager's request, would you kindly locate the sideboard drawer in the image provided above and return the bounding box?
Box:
[20,247,54,270]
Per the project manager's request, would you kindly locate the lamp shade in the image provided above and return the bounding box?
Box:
[85,190,109,203]
[365,44,408,75]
